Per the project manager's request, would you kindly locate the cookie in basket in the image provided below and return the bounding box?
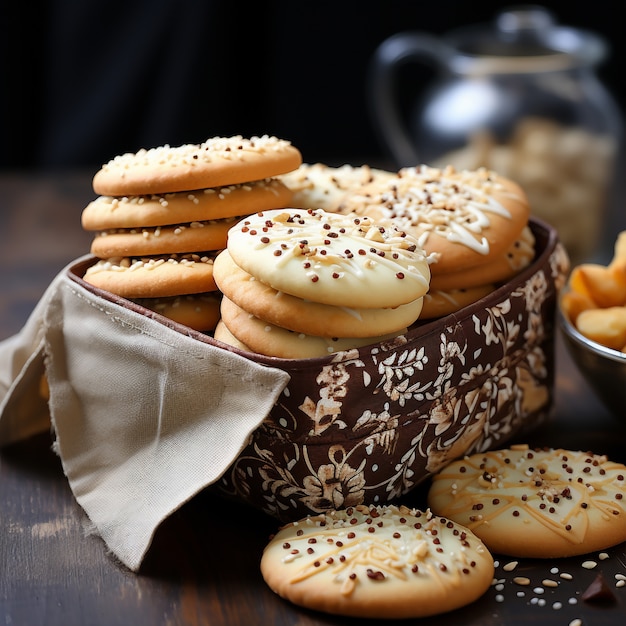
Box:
[92,135,302,196]
[132,292,221,331]
[427,444,626,558]
[83,252,218,299]
[81,178,293,230]
[278,162,395,213]
[339,165,531,283]
[260,504,494,619]
[213,249,424,337]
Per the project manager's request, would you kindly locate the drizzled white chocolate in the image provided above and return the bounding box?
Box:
[260,504,494,619]
[226,208,430,309]
[341,165,530,274]
[428,445,626,558]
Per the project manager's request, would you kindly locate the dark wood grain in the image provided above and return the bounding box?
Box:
[1,171,626,625]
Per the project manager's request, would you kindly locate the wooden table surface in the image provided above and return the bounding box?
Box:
[1,169,626,625]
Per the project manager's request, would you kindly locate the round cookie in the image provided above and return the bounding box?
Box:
[133,292,221,331]
[90,216,239,257]
[427,445,626,558]
[81,178,293,230]
[214,320,253,352]
[219,297,407,359]
[420,284,495,319]
[260,504,494,619]
[226,208,431,309]
[83,253,218,298]
[340,165,530,276]
[213,249,423,337]
[429,225,536,291]
[92,135,302,196]
[279,162,395,213]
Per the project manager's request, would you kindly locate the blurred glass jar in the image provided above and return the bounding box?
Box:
[369,6,623,263]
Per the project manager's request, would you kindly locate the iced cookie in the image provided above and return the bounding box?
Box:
[213,249,423,337]
[92,135,302,195]
[260,504,494,619]
[427,445,626,558]
[226,208,431,309]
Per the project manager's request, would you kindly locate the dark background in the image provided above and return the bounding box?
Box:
[1,0,624,171]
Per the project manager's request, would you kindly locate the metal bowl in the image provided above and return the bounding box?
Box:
[559,302,626,419]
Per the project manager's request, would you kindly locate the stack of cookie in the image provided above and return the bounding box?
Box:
[81,135,302,331]
[339,165,535,319]
[212,207,431,358]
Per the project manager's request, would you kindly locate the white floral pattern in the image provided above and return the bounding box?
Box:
[214,223,570,521]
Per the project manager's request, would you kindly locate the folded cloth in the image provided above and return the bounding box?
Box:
[0,256,290,571]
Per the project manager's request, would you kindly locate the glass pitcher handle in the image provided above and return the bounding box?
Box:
[368,32,452,167]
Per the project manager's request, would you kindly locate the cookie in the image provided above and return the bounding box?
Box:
[213,249,423,337]
[226,208,431,309]
[427,445,626,558]
[213,319,252,352]
[340,165,530,276]
[82,253,218,298]
[133,292,221,331]
[420,284,494,319]
[81,178,293,230]
[428,225,536,291]
[279,162,395,212]
[89,216,238,257]
[92,135,302,196]
[218,297,408,358]
[260,504,494,619]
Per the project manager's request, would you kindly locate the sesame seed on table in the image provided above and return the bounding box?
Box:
[1,169,626,625]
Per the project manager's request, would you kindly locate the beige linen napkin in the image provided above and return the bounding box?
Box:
[0,257,290,571]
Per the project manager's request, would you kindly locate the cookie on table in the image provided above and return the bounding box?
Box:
[82,253,218,299]
[92,135,302,196]
[427,444,626,558]
[213,249,424,338]
[81,178,293,230]
[225,208,431,309]
[260,504,494,619]
[339,165,531,281]
[279,162,395,212]
[217,297,408,359]
[89,216,239,258]
[133,292,221,331]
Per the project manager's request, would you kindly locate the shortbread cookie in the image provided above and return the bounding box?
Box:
[213,320,252,352]
[420,284,494,319]
[133,292,221,331]
[219,297,407,358]
[213,250,423,337]
[429,225,536,291]
[92,135,302,195]
[83,253,218,298]
[427,445,626,558]
[340,165,530,276]
[260,504,494,619]
[279,162,395,212]
[81,178,292,230]
[90,216,239,257]
[226,208,430,309]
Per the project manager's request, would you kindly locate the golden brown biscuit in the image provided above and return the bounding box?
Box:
[260,504,494,619]
[226,208,431,309]
[90,217,238,257]
[340,165,530,276]
[81,178,293,230]
[420,284,494,319]
[218,297,407,359]
[428,225,535,291]
[279,162,395,212]
[213,249,423,337]
[82,253,218,298]
[427,445,626,558]
[213,320,253,352]
[132,292,221,331]
[92,135,302,196]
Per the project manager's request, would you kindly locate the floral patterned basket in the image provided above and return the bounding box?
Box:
[70,217,569,522]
